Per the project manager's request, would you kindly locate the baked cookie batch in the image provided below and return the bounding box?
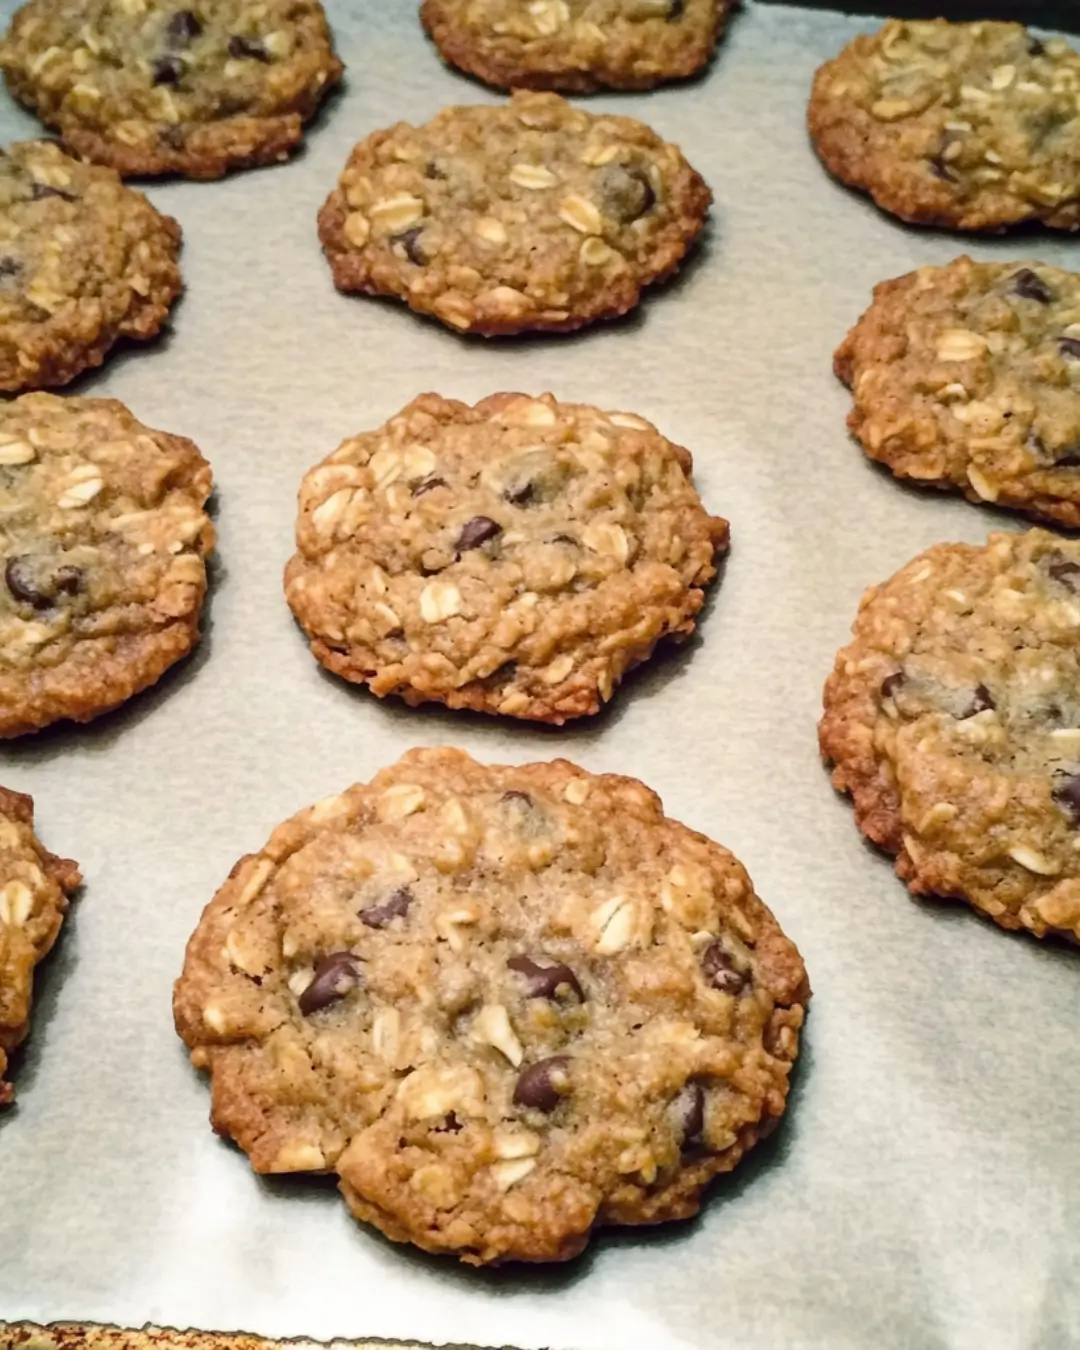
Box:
[1,0,1078,1271]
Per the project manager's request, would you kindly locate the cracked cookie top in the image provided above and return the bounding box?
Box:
[809,20,1080,231]
[173,747,809,1265]
[0,786,81,1105]
[0,393,215,737]
[284,392,728,724]
[420,0,731,93]
[821,529,1080,943]
[0,0,343,179]
[317,91,711,336]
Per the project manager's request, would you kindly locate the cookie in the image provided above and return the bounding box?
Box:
[836,256,1080,528]
[420,0,731,94]
[173,747,809,1265]
[0,393,215,738]
[0,1,343,180]
[809,20,1080,231]
[820,529,1080,942]
[0,140,181,392]
[0,786,81,1104]
[285,393,728,723]
[317,91,711,336]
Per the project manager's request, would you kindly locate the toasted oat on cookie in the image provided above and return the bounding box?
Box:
[821,529,1080,942]
[0,0,342,180]
[0,394,215,738]
[0,786,81,1104]
[317,91,711,336]
[285,392,728,724]
[173,747,809,1265]
[0,140,181,392]
[809,20,1080,231]
[836,256,1080,527]
[420,0,731,94]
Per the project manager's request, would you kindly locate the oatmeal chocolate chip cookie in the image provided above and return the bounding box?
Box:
[809,20,1080,231]
[420,0,731,94]
[285,392,728,724]
[173,747,809,1265]
[0,393,214,737]
[0,140,181,392]
[820,529,1080,942]
[317,91,711,336]
[0,786,81,1104]
[0,0,343,180]
[836,256,1080,528]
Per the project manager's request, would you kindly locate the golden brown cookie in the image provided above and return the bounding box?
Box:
[809,20,1080,231]
[285,392,728,724]
[0,393,215,737]
[821,529,1080,942]
[420,0,731,93]
[173,747,809,1265]
[0,0,343,179]
[0,786,81,1104]
[317,91,711,336]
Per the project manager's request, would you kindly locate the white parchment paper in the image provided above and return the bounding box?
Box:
[0,4,1078,1348]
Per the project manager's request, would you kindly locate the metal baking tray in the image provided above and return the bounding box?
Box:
[2,4,1078,1349]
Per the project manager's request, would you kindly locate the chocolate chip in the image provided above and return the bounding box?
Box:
[1059,337,1080,359]
[30,182,74,202]
[505,480,534,506]
[701,942,748,994]
[513,1056,571,1112]
[360,885,413,929]
[1053,774,1080,827]
[153,55,184,85]
[668,0,686,16]
[671,1080,704,1148]
[1011,268,1054,304]
[298,951,363,1015]
[508,955,584,1003]
[502,789,532,805]
[411,475,446,497]
[228,34,270,61]
[455,516,501,553]
[166,9,202,45]
[963,684,995,717]
[927,156,958,184]
[4,556,82,609]
[1049,557,1080,590]
[0,257,22,278]
[1055,449,1080,468]
[596,163,656,223]
[880,671,905,701]
[1029,37,1046,56]
[392,227,427,266]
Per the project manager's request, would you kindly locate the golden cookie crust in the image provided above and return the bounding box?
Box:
[836,256,1080,528]
[317,91,711,337]
[285,392,728,724]
[420,0,731,94]
[809,20,1080,232]
[821,529,1080,942]
[0,0,343,180]
[0,394,215,737]
[173,747,809,1266]
[0,787,81,1104]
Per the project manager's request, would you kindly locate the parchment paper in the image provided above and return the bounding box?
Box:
[1,4,1078,1349]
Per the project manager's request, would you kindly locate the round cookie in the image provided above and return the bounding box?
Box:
[0,786,81,1105]
[0,393,215,738]
[285,392,728,723]
[821,529,1080,942]
[173,747,809,1265]
[420,0,731,94]
[0,140,181,392]
[809,20,1080,232]
[0,0,343,180]
[317,91,711,336]
[836,257,1080,528]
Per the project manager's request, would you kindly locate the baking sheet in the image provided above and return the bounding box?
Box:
[1,3,1079,1349]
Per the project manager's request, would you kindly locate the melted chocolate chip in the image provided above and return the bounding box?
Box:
[153,55,184,85]
[668,0,686,16]
[927,155,958,183]
[1053,774,1080,827]
[1059,337,1080,359]
[1049,557,1080,590]
[360,886,413,929]
[4,556,82,609]
[298,951,363,1015]
[880,671,905,701]
[596,163,656,223]
[963,684,995,718]
[411,475,446,497]
[0,257,21,278]
[671,1080,705,1148]
[504,480,534,505]
[455,516,502,553]
[30,182,75,202]
[513,1056,571,1112]
[393,227,427,266]
[701,942,748,994]
[1011,268,1054,304]
[228,34,270,60]
[508,955,584,1003]
[1029,37,1046,56]
[166,9,202,45]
